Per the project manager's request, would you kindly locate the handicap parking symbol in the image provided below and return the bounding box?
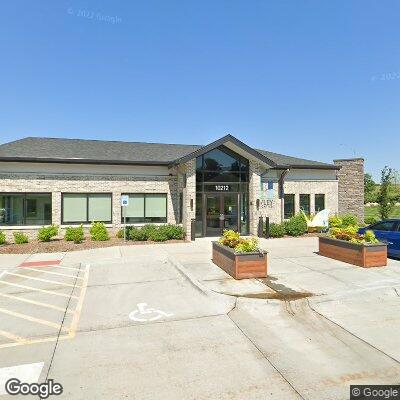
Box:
[129,303,173,322]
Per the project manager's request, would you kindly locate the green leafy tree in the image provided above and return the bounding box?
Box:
[377,166,394,219]
[364,173,376,203]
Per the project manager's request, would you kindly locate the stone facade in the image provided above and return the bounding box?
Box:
[333,158,364,222]
[0,156,342,241]
[248,160,263,235]
[0,172,178,240]
[178,159,196,239]
[254,180,339,224]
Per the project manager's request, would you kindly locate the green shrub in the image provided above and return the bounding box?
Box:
[284,214,307,236]
[64,225,85,243]
[364,216,379,226]
[37,225,59,242]
[158,224,185,240]
[329,215,343,228]
[341,214,358,228]
[219,230,241,248]
[330,227,379,245]
[0,231,6,245]
[140,224,158,240]
[234,237,259,253]
[268,223,285,238]
[364,230,379,244]
[89,222,109,241]
[148,228,169,242]
[13,232,29,244]
[116,228,124,239]
[129,227,148,241]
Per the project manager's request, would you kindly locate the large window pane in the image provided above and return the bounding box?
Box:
[0,195,24,225]
[300,194,310,215]
[145,194,167,222]
[315,194,325,212]
[123,194,144,221]
[121,194,167,223]
[0,193,51,226]
[88,194,112,222]
[25,194,52,225]
[284,194,295,219]
[63,194,87,223]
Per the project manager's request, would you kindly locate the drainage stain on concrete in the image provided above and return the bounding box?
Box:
[239,277,313,301]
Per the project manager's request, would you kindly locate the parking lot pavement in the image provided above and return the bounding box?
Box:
[41,254,301,399]
[0,238,400,399]
[230,297,400,400]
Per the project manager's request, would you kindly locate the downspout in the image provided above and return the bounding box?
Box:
[279,169,290,223]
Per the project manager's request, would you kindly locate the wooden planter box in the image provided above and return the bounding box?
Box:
[319,236,387,268]
[212,241,267,279]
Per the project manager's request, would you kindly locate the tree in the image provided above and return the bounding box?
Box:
[377,166,394,219]
[364,173,376,203]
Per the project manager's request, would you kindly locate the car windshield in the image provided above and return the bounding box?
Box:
[372,221,396,231]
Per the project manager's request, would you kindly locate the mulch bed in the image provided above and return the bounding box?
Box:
[0,237,188,254]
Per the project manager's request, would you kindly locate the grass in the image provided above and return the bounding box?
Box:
[364,205,400,219]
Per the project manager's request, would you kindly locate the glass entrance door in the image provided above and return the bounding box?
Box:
[222,194,238,232]
[205,195,221,236]
[205,194,239,236]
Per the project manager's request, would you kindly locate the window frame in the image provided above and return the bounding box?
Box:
[284,194,295,219]
[315,194,326,213]
[120,193,168,224]
[61,193,113,225]
[0,192,52,226]
[299,194,311,215]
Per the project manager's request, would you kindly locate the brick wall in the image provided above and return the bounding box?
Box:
[333,158,364,222]
[0,172,179,238]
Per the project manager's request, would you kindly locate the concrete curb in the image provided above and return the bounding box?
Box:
[166,255,237,311]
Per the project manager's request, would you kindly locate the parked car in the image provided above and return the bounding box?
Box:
[358,219,400,258]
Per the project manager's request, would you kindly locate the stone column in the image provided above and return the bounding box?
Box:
[182,159,196,240]
[333,158,364,222]
[249,160,262,236]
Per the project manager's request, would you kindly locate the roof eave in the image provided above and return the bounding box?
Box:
[0,157,170,166]
[272,164,340,170]
[168,134,278,168]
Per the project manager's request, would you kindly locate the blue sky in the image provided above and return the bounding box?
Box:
[0,1,399,180]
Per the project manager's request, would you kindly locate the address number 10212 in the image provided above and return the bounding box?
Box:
[215,185,230,191]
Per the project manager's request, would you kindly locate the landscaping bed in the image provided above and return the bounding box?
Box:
[0,237,187,254]
[0,223,187,254]
[212,231,267,279]
[319,236,387,268]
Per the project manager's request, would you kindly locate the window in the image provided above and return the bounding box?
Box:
[315,194,325,212]
[121,194,167,223]
[371,221,396,231]
[0,193,52,226]
[196,145,249,193]
[300,194,310,215]
[62,193,112,224]
[284,194,295,219]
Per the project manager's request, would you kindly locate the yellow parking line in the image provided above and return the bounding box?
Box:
[68,264,90,338]
[0,307,68,332]
[0,281,78,299]
[4,272,82,288]
[0,293,74,314]
[0,329,26,343]
[19,267,83,280]
[0,333,71,349]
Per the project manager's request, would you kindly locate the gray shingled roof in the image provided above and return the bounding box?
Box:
[0,137,202,165]
[0,136,337,169]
